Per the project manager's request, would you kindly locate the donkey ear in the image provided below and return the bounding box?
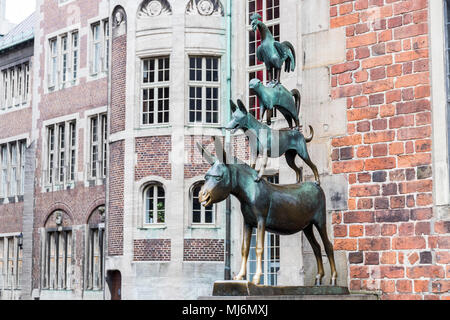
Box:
[237,99,248,114]
[213,137,228,164]
[230,100,237,113]
[196,142,216,165]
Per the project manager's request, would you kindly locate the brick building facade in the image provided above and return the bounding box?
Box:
[0,0,449,300]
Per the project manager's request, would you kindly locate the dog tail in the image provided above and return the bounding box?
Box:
[291,89,301,116]
[305,125,314,143]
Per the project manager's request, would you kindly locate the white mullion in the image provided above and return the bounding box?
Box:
[96,115,101,180]
[153,186,158,223]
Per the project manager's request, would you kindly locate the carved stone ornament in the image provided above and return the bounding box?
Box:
[138,0,172,18]
[55,211,63,226]
[186,0,224,17]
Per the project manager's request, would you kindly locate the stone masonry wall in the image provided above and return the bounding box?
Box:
[329,0,449,299]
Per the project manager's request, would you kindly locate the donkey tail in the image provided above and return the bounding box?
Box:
[291,88,301,116]
[305,125,314,143]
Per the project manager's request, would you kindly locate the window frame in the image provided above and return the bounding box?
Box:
[143,183,166,226]
[190,181,216,226]
[45,121,77,188]
[88,113,108,181]
[246,0,280,120]
[85,223,105,291]
[187,56,221,125]
[0,62,31,112]
[0,140,26,199]
[42,227,73,290]
[0,234,22,290]
[140,56,171,126]
[90,19,110,77]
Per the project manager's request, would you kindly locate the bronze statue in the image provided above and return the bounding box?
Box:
[249,78,301,128]
[197,138,337,286]
[226,99,319,184]
[251,13,296,84]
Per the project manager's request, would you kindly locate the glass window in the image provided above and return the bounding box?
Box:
[188,56,220,124]
[44,229,72,289]
[89,113,107,180]
[247,0,280,120]
[144,184,165,224]
[191,182,214,224]
[142,57,170,125]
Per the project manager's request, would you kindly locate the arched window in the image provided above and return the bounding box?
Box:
[144,184,165,224]
[191,182,214,224]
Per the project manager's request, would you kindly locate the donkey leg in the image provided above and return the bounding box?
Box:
[285,150,302,183]
[303,224,325,285]
[234,222,253,280]
[252,218,266,285]
[316,221,338,286]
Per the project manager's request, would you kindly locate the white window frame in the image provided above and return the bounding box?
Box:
[0,140,26,198]
[191,182,216,225]
[247,0,280,120]
[90,19,110,77]
[47,31,79,91]
[143,183,166,225]
[188,56,221,125]
[141,56,170,126]
[42,228,73,290]
[88,113,107,180]
[0,234,22,290]
[45,121,76,188]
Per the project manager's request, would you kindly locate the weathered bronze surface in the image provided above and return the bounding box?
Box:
[249,79,301,128]
[212,281,349,296]
[197,138,337,286]
[225,100,319,183]
[251,13,296,84]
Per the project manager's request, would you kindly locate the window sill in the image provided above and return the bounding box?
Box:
[139,224,167,230]
[188,224,219,229]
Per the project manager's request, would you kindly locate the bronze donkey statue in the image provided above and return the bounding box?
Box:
[197,138,337,286]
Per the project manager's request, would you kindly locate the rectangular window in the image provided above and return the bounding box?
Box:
[46,121,76,186]
[0,235,21,290]
[142,57,170,125]
[72,32,79,81]
[44,230,72,290]
[0,140,26,198]
[188,56,220,124]
[61,35,69,85]
[86,227,104,290]
[49,38,58,87]
[89,113,107,180]
[0,62,30,110]
[247,0,280,120]
[48,32,78,90]
[90,19,109,75]
[1,145,7,197]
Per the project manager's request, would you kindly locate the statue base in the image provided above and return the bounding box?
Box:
[212,280,350,296]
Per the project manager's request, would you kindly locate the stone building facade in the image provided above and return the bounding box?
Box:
[0,0,449,300]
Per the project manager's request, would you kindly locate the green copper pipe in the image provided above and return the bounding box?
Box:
[224,0,232,281]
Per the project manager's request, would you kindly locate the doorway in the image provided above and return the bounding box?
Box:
[107,270,121,300]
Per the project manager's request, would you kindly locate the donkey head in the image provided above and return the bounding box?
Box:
[196,138,232,207]
[225,99,249,134]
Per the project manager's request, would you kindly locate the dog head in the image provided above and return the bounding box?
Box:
[249,78,262,92]
[225,100,249,134]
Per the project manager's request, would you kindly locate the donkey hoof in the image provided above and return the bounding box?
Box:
[314,275,322,286]
[331,278,337,286]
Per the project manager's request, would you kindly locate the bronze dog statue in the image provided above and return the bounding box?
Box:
[226,99,319,184]
[249,78,301,128]
[196,138,337,286]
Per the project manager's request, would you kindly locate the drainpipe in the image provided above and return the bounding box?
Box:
[224,0,232,281]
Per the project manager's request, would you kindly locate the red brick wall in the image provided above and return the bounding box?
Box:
[183,239,224,262]
[133,239,171,261]
[185,135,216,179]
[135,136,172,180]
[110,34,127,135]
[329,0,449,299]
[108,140,124,256]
